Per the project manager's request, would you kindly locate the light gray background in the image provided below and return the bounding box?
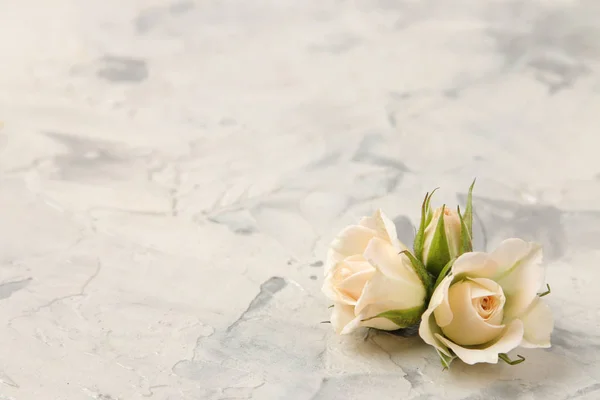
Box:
[1,0,600,399]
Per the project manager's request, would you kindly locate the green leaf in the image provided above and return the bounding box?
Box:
[463,179,476,239]
[401,250,433,297]
[363,306,425,328]
[433,258,456,290]
[437,349,455,370]
[424,204,451,277]
[499,353,525,365]
[457,205,472,254]
[414,188,438,262]
[538,284,551,297]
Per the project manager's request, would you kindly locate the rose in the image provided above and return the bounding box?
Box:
[414,182,476,277]
[419,238,553,366]
[421,206,463,273]
[323,210,428,334]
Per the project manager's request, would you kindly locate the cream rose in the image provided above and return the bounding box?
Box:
[419,238,553,365]
[414,182,475,278]
[422,206,463,270]
[323,210,427,334]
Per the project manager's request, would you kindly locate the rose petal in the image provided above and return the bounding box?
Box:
[330,224,376,262]
[435,319,525,365]
[520,298,553,349]
[337,269,376,303]
[326,250,368,276]
[339,314,364,335]
[330,303,356,334]
[467,277,504,299]
[443,208,463,259]
[324,248,343,276]
[323,256,375,304]
[423,207,463,261]
[355,269,425,316]
[418,276,453,357]
[437,280,505,346]
[362,237,421,285]
[451,252,498,278]
[467,277,505,325]
[358,306,402,331]
[356,238,425,315]
[432,277,454,328]
[490,239,544,319]
[322,273,347,303]
[490,238,539,270]
[359,209,405,252]
[343,255,374,271]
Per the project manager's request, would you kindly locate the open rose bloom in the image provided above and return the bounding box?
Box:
[419,238,553,366]
[322,210,427,334]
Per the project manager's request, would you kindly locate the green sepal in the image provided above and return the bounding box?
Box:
[433,258,456,290]
[457,205,473,254]
[424,204,451,277]
[438,349,455,370]
[538,284,551,297]
[414,188,438,262]
[400,250,433,297]
[499,353,525,365]
[362,305,424,328]
[414,193,429,262]
[424,188,438,226]
[463,179,476,239]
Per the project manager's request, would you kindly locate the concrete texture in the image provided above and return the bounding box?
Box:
[1,0,600,398]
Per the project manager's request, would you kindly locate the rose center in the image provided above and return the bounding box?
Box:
[481,296,492,310]
[336,266,353,280]
[473,294,502,321]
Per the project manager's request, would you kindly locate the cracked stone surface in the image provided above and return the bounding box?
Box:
[1,0,600,399]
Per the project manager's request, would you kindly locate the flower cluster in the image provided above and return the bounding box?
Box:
[322,182,553,367]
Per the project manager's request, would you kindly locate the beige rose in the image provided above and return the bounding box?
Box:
[422,206,463,263]
[419,238,553,365]
[415,182,475,277]
[323,210,427,334]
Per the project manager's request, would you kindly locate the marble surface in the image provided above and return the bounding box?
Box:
[1,0,600,399]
